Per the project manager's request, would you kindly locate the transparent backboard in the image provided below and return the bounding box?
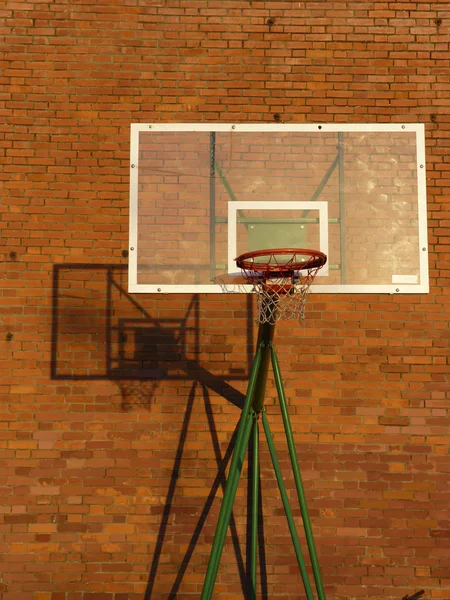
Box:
[129,124,428,294]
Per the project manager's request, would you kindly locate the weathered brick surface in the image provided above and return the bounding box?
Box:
[1,1,449,599]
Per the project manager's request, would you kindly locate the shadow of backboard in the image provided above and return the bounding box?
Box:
[51,263,253,382]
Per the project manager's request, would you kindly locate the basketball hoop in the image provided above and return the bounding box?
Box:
[235,248,327,324]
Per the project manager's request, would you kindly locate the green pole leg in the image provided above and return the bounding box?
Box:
[261,410,315,600]
[271,345,327,600]
[201,412,254,599]
[251,322,276,413]
[250,416,259,599]
[200,344,263,600]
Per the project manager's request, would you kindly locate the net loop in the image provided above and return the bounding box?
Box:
[235,248,327,325]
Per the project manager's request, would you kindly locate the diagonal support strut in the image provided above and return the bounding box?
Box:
[200,330,327,599]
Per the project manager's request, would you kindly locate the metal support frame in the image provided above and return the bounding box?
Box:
[209,132,216,283]
[337,131,346,284]
[212,132,343,279]
[200,325,326,599]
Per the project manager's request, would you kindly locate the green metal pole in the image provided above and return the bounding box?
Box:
[251,321,276,414]
[201,412,254,599]
[261,410,315,600]
[250,415,259,599]
[338,131,346,284]
[200,344,263,600]
[215,159,239,203]
[270,345,327,600]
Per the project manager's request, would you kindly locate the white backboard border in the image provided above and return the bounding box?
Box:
[128,123,429,295]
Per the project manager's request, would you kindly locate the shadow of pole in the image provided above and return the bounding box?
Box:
[143,380,198,600]
[257,480,268,598]
[159,383,248,598]
[144,381,251,599]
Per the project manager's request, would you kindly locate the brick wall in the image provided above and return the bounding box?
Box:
[1,2,449,599]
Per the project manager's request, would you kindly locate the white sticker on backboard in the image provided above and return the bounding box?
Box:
[392,274,419,284]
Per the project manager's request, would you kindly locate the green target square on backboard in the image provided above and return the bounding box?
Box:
[227,201,329,278]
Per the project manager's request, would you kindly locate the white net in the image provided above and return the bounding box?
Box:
[249,270,321,325]
[236,250,326,325]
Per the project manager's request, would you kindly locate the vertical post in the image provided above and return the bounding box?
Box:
[201,413,254,600]
[250,416,259,599]
[209,132,216,283]
[251,321,275,413]
[271,346,327,600]
[200,344,263,600]
[252,296,277,414]
[338,131,346,284]
[261,411,315,600]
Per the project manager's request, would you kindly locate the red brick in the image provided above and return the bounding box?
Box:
[0,1,448,598]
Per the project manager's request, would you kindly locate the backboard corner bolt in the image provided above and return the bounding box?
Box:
[157,288,162,292]
[131,164,135,168]
[130,247,134,251]
[402,125,406,129]
[396,288,400,292]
